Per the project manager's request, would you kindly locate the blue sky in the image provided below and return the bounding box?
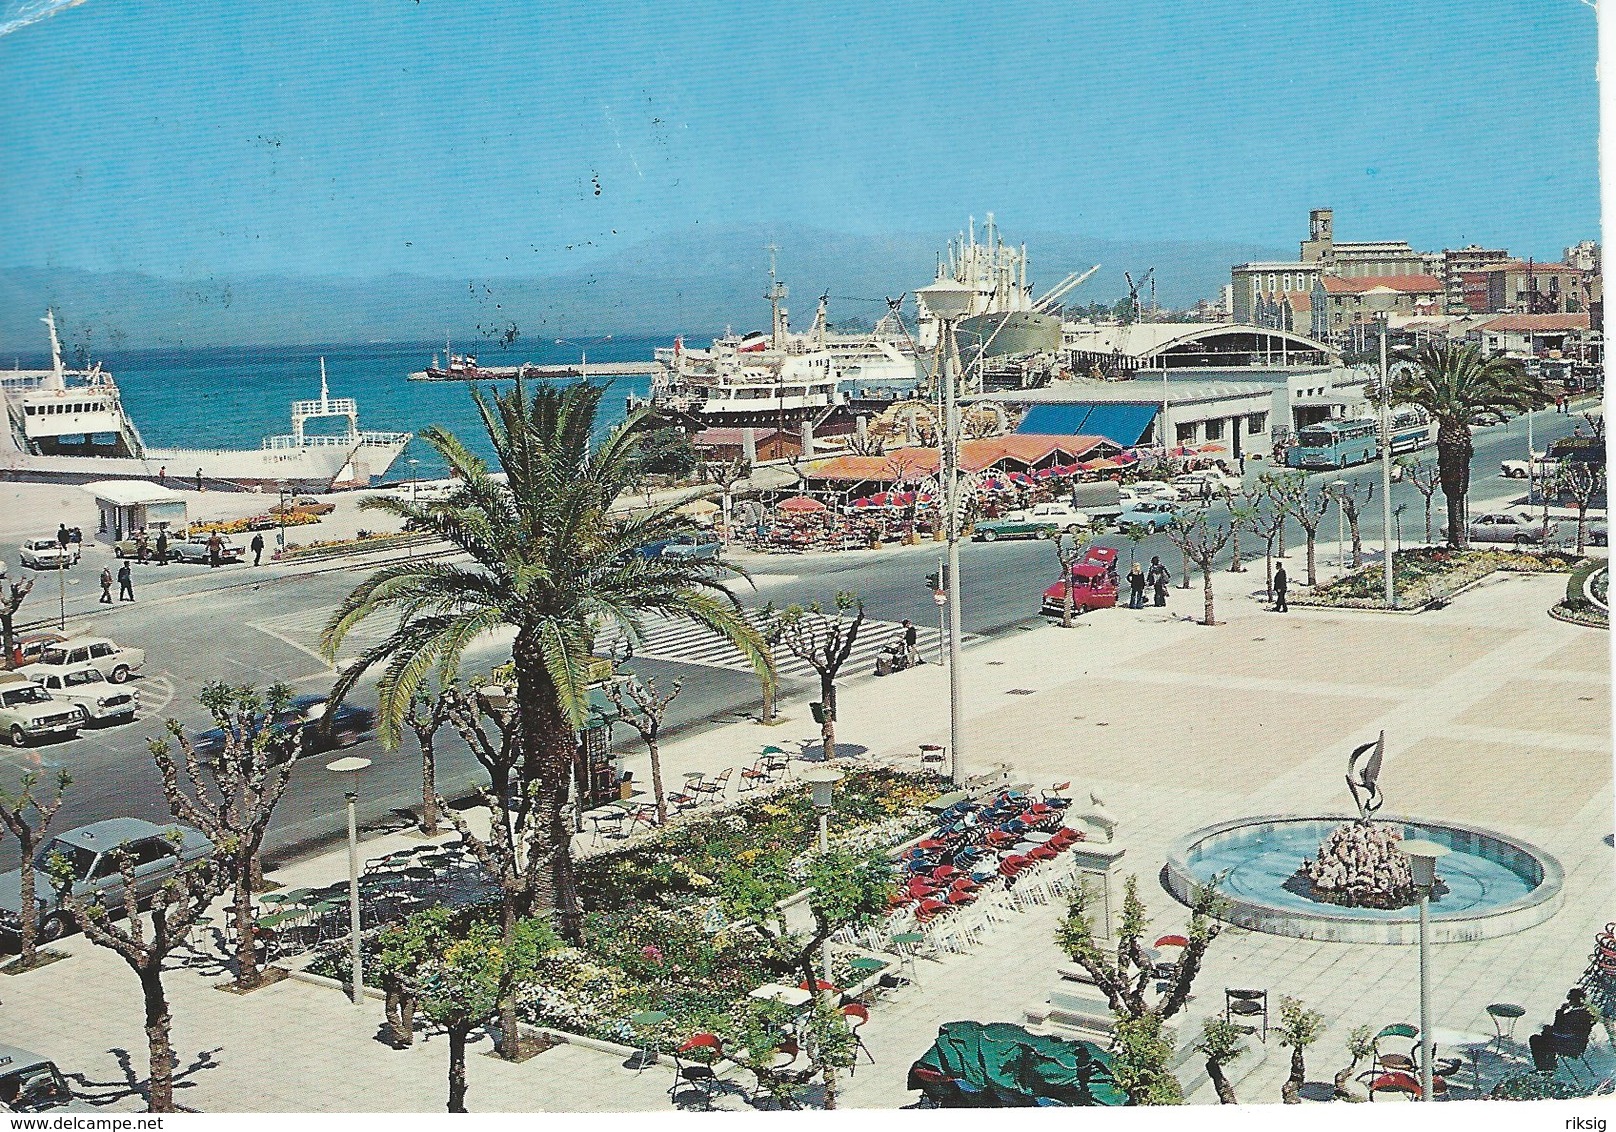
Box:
[0,0,1601,279]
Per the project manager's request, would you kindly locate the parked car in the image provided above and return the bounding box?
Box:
[1172,470,1243,499]
[271,495,336,517]
[1127,480,1178,501]
[1040,545,1120,617]
[17,538,76,570]
[1500,454,1558,479]
[0,818,213,944]
[8,630,66,670]
[0,674,82,747]
[1584,520,1610,547]
[972,502,1089,542]
[0,1045,93,1113]
[1441,511,1549,546]
[192,693,374,762]
[29,664,138,725]
[1115,500,1183,533]
[171,535,244,564]
[22,636,146,684]
[656,533,722,560]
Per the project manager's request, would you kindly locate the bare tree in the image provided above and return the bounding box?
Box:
[766,593,866,760]
[51,851,221,1112]
[758,614,784,725]
[1557,462,1605,555]
[1222,486,1261,573]
[1272,472,1332,586]
[404,685,452,835]
[1333,480,1375,569]
[1397,456,1441,544]
[148,682,297,989]
[1240,494,1287,601]
[0,769,71,967]
[603,674,683,824]
[1166,509,1235,626]
[1,575,35,671]
[1051,530,1086,628]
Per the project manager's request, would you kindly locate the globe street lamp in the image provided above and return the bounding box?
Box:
[327,755,372,1004]
[916,276,975,788]
[1398,838,1450,1101]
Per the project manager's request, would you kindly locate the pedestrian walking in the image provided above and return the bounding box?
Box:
[1127,562,1147,609]
[901,618,920,666]
[1146,555,1170,608]
[158,465,167,485]
[250,532,265,566]
[207,532,224,568]
[99,566,113,604]
[56,523,69,549]
[1273,562,1289,612]
[195,468,204,492]
[136,533,150,563]
[155,529,168,566]
[117,562,134,602]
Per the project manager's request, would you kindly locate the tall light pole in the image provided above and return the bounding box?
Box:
[917,277,975,788]
[1398,839,1450,1102]
[1377,316,1395,608]
[327,756,372,1005]
[801,767,841,998]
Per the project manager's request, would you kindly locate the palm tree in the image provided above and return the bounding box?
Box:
[323,381,773,938]
[1392,344,1543,548]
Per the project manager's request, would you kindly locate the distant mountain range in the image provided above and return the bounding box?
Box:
[0,224,1283,353]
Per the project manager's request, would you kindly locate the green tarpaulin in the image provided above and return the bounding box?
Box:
[907,1020,1127,1107]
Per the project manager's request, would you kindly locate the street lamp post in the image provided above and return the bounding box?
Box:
[917,277,975,788]
[1377,317,1395,608]
[800,767,841,993]
[327,756,372,1005]
[1398,838,1450,1102]
[1331,479,1349,573]
[276,480,288,550]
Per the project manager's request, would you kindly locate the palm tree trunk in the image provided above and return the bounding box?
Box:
[1436,428,1472,549]
[140,965,176,1113]
[447,1022,470,1112]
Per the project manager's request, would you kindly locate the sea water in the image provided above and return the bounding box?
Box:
[10,337,666,480]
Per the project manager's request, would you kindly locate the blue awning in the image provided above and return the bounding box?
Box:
[1016,403,1157,448]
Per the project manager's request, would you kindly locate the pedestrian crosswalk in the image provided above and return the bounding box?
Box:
[596,613,971,683]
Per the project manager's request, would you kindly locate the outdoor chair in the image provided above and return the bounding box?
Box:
[760,745,791,780]
[739,757,773,792]
[1152,934,1189,980]
[589,810,626,848]
[1367,1070,1425,1101]
[1225,989,1269,1041]
[1547,1027,1597,1083]
[668,1034,725,1110]
[694,767,733,800]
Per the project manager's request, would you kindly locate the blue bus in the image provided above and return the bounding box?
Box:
[1286,418,1380,469]
[1387,408,1432,455]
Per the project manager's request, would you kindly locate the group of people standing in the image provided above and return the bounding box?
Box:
[1125,557,1174,609]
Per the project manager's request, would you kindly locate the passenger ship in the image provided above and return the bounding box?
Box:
[0,312,410,491]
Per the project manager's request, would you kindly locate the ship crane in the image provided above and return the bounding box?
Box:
[1032,265,1101,314]
[1124,268,1156,322]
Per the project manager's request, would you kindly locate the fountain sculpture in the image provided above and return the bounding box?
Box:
[1298,732,1434,910]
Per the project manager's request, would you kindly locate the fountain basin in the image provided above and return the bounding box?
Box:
[1163,815,1563,944]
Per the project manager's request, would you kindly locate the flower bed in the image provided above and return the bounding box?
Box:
[274,530,422,561]
[192,511,320,536]
[305,766,947,1046]
[1293,547,1580,610]
[1553,559,1609,628]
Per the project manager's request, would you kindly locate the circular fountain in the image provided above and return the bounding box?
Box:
[1163,814,1563,944]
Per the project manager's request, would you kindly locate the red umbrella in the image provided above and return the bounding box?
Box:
[779,495,827,513]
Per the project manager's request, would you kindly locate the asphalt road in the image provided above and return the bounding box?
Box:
[0,406,1594,870]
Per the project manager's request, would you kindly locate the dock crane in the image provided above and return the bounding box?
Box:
[1123,268,1156,322]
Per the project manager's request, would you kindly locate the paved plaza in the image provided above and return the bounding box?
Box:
[0,556,1609,1111]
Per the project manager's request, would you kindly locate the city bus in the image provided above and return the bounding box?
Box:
[1386,407,1433,455]
[1285,417,1380,469]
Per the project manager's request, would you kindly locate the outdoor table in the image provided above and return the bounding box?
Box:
[750,983,813,1007]
[1024,831,1054,844]
[848,956,888,988]
[1429,1028,1493,1092]
[925,790,969,814]
[627,1010,669,1072]
[1486,1003,1525,1047]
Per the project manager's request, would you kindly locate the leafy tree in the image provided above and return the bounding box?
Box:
[417,916,559,1112]
[323,381,773,946]
[1165,508,1234,626]
[1055,875,1223,1105]
[603,673,682,824]
[0,574,34,671]
[764,593,866,760]
[634,426,698,481]
[1396,456,1441,543]
[1275,996,1325,1104]
[1332,480,1374,569]
[1119,520,1150,567]
[1333,1024,1375,1102]
[1391,344,1544,547]
[374,906,453,1048]
[1222,486,1259,573]
[1270,472,1332,586]
[0,769,71,967]
[403,683,453,835]
[1051,530,1087,628]
[1556,462,1605,555]
[719,847,890,1109]
[1196,1017,1244,1104]
[148,682,297,989]
[49,847,220,1113]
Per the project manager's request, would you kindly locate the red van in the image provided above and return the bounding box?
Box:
[1040,545,1119,618]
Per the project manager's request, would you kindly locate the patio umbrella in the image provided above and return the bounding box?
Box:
[1198,443,1227,454]
[675,499,720,517]
[778,495,828,513]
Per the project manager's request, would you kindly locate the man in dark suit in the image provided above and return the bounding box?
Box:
[1530,987,1594,1073]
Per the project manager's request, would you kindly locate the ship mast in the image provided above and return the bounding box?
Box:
[765,243,789,349]
[42,309,65,391]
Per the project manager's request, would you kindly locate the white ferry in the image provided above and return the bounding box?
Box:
[0,312,410,491]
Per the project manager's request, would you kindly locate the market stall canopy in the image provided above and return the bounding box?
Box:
[907,1020,1125,1107]
[778,495,828,513]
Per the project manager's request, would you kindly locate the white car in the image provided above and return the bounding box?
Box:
[1025,500,1092,528]
[1129,480,1179,501]
[17,539,77,570]
[1172,471,1244,500]
[29,664,138,724]
[1500,455,1559,479]
[22,636,145,685]
[0,674,82,747]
